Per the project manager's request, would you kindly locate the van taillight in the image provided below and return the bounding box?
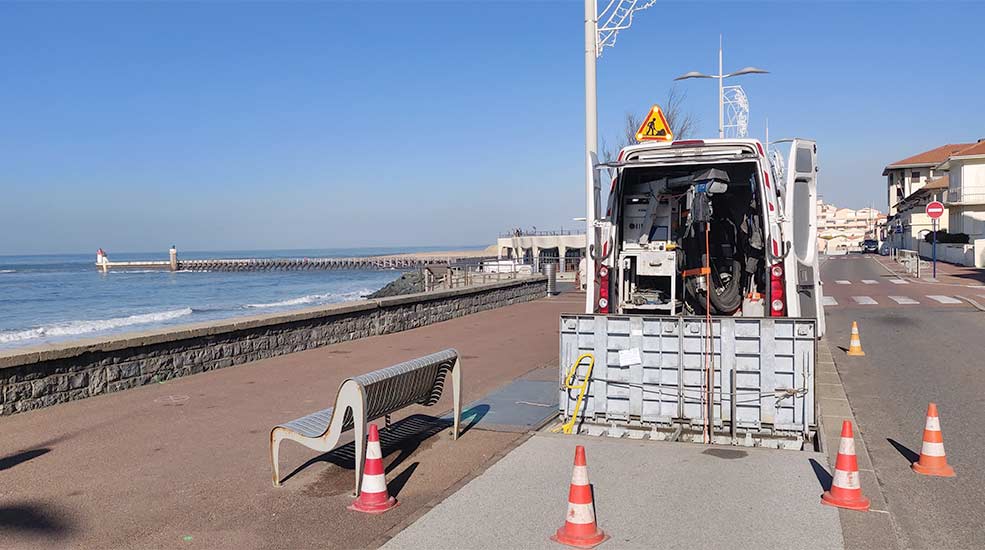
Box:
[598,266,610,314]
[770,263,785,316]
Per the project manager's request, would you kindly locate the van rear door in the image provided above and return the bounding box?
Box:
[782,139,824,335]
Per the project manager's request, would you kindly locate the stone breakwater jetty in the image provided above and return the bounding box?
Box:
[94,247,492,272]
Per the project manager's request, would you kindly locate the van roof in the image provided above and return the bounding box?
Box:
[619,138,763,157]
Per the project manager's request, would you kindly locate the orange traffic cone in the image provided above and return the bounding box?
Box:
[821,420,870,511]
[847,321,865,356]
[551,445,608,548]
[912,403,956,477]
[348,424,398,513]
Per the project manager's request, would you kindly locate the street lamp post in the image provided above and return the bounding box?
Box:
[583,0,656,314]
[584,0,598,314]
[674,35,768,138]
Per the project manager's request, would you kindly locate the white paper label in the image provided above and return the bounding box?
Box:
[618,348,642,366]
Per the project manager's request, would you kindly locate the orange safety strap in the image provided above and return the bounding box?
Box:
[682,267,710,277]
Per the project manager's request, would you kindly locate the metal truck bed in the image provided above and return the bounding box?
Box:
[559,314,817,449]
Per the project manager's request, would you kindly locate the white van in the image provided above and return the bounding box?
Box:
[587,138,825,336]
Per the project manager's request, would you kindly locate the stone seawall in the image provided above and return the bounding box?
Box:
[0,276,547,415]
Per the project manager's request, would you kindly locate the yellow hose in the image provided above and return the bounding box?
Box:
[553,353,595,434]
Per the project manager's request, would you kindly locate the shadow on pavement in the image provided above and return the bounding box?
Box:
[887,438,920,464]
[0,502,75,539]
[809,458,832,492]
[0,449,50,471]
[282,405,489,485]
[387,462,419,498]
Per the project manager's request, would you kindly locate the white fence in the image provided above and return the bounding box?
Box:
[896,249,926,277]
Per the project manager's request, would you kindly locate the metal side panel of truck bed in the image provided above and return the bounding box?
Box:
[559,314,816,449]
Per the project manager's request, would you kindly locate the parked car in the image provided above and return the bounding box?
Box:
[862,239,879,253]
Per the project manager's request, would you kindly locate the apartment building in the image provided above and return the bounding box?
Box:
[817,200,885,253]
[883,143,973,215]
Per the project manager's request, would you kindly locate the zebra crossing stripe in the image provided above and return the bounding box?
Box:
[889,279,909,284]
[889,296,918,305]
[927,295,962,304]
[862,280,878,285]
[836,280,851,285]
[852,296,877,305]
[822,296,838,306]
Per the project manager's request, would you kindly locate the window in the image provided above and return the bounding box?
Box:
[911,171,921,182]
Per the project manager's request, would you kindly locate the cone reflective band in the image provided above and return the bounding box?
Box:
[847,321,865,356]
[348,424,398,513]
[821,420,870,512]
[551,445,608,548]
[912,403,956,477]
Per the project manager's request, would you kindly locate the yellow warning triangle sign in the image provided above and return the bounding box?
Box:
[635,105,673,142]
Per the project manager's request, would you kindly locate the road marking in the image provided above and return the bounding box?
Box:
[889,296,918,305]
[862,279,878,285]
[889,279,909,284]
[822,296,838,306]
[959,296,985,311]
[927,295,962,304]
[852,296,877,305]
[836,280,851,285]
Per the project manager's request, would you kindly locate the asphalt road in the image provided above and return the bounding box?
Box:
[821,254,985,549]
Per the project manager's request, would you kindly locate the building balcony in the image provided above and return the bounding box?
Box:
[946,188,985,206]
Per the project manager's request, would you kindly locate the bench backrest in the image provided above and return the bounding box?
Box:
[338,349,459,430]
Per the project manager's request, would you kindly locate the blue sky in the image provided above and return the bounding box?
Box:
[1,1,983,254]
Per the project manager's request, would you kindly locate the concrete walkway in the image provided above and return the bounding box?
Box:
[0,293,583,549]
[382,433,843,550]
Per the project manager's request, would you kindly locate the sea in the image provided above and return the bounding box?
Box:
[0,247,474,351]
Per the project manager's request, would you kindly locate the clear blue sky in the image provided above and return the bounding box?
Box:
[2,1,983,254]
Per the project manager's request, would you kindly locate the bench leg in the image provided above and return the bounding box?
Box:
[452,357,462,440]
[353,415,366,496]
[335,380,368,497]
[270,429,282,487]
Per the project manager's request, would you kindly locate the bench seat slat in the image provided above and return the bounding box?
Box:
[278,407,335,438]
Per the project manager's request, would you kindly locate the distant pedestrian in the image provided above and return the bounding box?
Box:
[578,257,587,291]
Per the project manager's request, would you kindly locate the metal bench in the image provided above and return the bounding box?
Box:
[270,349,462,492]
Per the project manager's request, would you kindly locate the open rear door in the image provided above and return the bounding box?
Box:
[783,140,825,336]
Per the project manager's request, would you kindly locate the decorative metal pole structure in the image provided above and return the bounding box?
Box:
[584,0,657,314]
[674,35,768,139]
[584,0,598,314]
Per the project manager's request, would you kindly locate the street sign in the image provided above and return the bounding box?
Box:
[926,201,945,219]
[635,105,673,142]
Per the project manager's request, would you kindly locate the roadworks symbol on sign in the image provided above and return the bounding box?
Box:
[635,105,673,142]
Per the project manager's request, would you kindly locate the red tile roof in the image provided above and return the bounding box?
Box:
[885,143,975,169]
[953,141,985,157]
[923,176,949,190]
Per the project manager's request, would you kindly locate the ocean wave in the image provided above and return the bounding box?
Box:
[0,308,194,344]
[0,269,15,274]
[244,289,371,309]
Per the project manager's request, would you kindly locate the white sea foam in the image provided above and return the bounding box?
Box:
[244,289,370,309]
[0,308,194,344]
[0,269,15,274]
